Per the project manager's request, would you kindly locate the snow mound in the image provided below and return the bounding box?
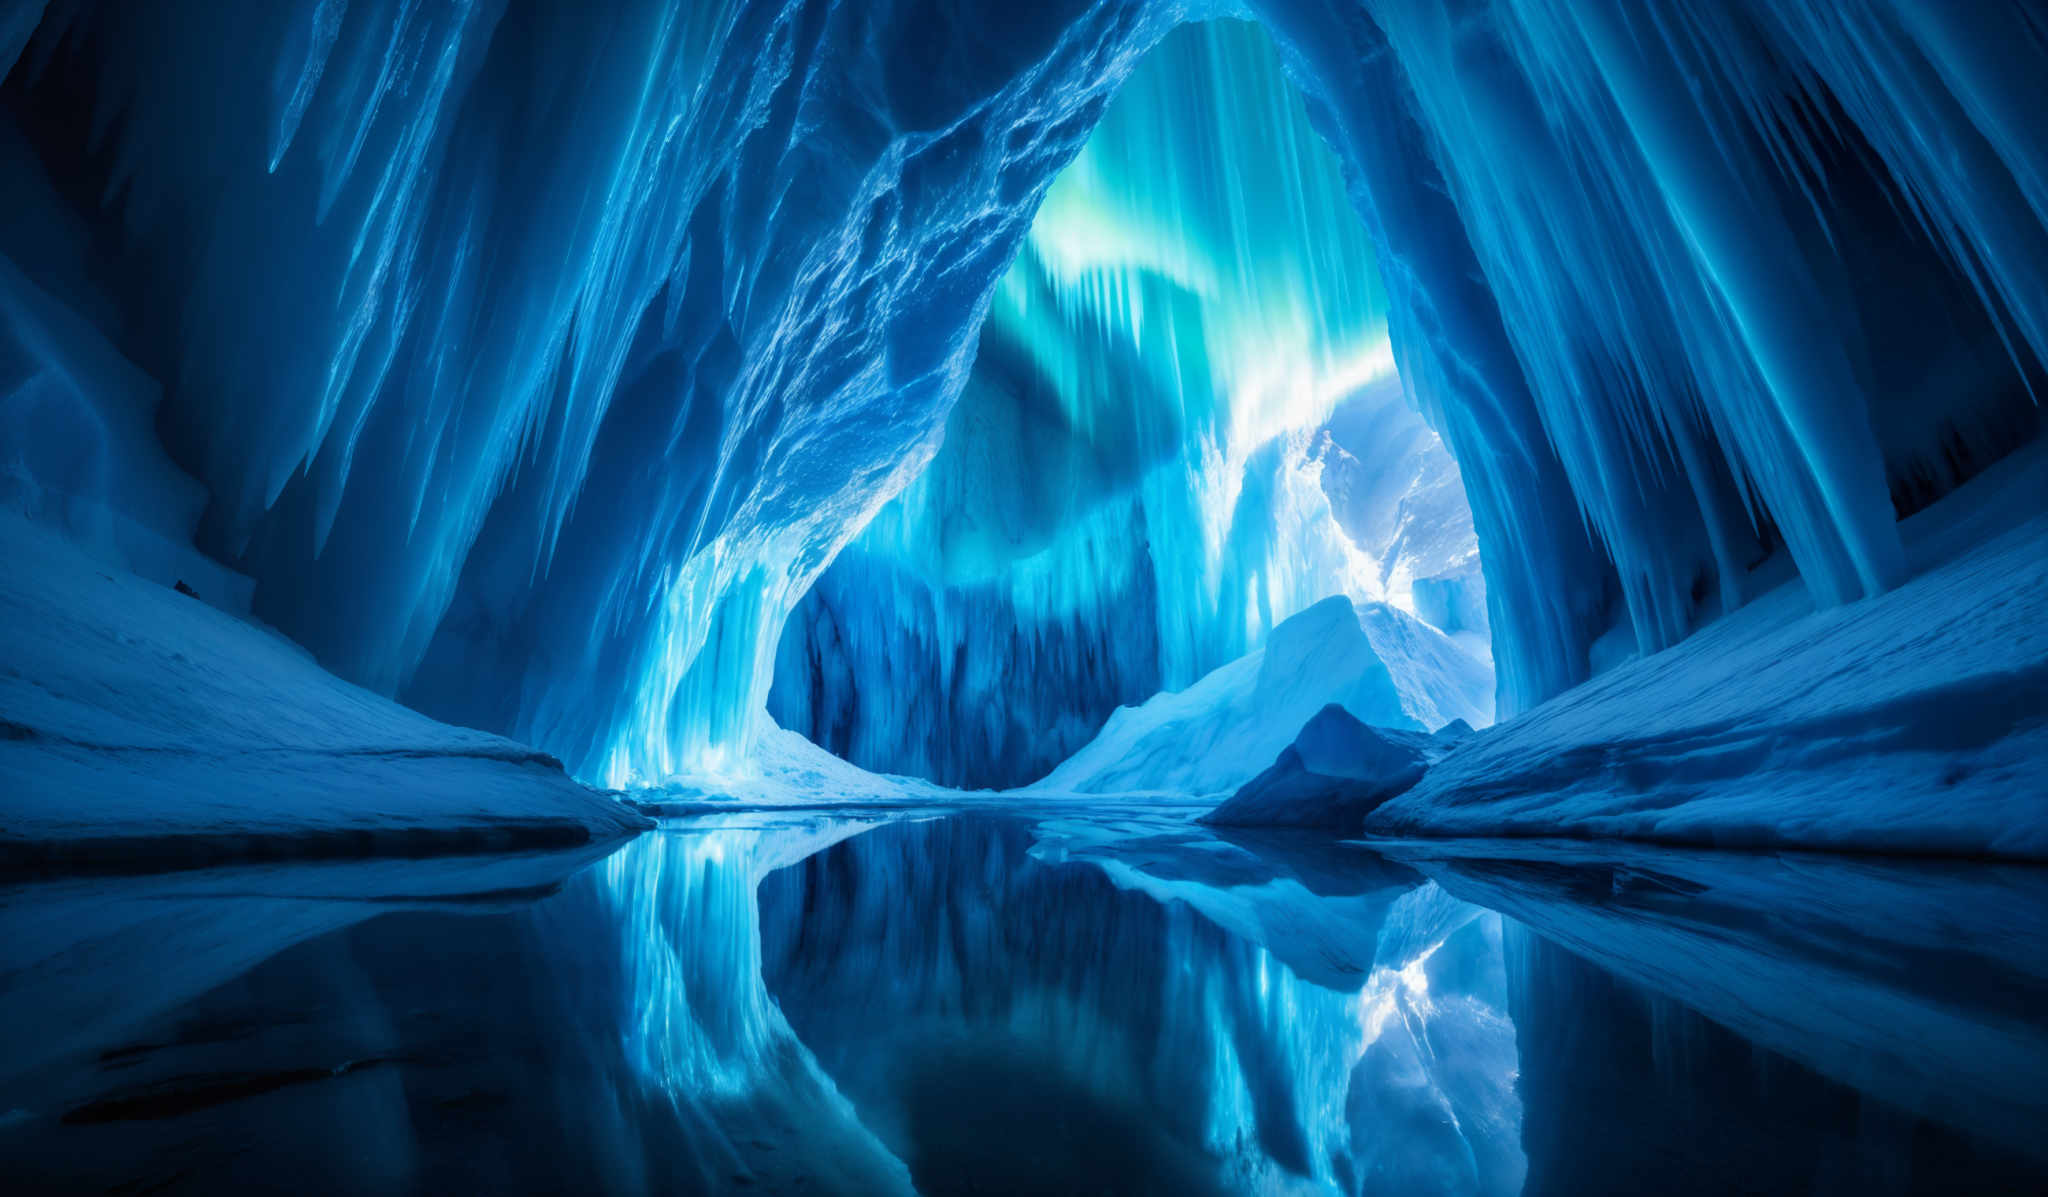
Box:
[1201,705,1463,829]
[630,722,951,813]
[1032,596,1490,798]
[0,514,647,872]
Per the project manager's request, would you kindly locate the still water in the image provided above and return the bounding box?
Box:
[2,808,2043,1194]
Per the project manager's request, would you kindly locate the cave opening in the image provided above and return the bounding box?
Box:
[765,19,1494,791]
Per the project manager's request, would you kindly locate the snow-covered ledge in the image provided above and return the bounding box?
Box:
[0,514,649,875]
[1367,442,2048,860]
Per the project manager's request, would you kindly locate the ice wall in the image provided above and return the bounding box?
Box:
[4,0,2042,782]
[0,113,251,607]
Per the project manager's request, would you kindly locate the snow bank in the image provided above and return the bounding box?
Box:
[1369,442,2048,859]
[0,514,647,872]
[1032,595,1490,798]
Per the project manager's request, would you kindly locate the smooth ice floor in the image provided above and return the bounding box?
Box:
[2,807,2043,1195]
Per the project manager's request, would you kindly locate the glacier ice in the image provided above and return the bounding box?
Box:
[0,116,251,608]
[1,0,2043,786]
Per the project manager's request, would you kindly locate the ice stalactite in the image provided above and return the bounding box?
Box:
[595,819,921,1194]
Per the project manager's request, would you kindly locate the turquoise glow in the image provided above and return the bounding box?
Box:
[835,20,1435,693]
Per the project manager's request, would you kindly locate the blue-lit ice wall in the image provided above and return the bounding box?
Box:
[770,21,1488,787]
[3,0,2042,781]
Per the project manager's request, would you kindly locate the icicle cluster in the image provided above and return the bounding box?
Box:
[1264,0,2046,709]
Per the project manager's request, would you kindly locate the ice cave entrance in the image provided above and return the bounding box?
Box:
[767,20,1494,791]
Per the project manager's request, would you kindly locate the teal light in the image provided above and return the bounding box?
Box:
[847,19,1410,689]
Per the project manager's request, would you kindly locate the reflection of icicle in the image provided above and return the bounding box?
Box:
[598,822,918,1194]
[1342,888,1526,1197]
[604,829,775,1095]
[1374,880,1487,977]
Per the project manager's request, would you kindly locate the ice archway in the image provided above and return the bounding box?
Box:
[3,0,2042,784]
[765,19,1490,789]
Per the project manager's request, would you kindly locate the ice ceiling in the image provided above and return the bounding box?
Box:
[3,0,2043,785]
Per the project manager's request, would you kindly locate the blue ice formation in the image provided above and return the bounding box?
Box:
[2,0,2043,784]
[1201,704,1471,829]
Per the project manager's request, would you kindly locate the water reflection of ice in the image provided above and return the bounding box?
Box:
[606,812,1526,1195]
[598,816,918,1195]
[587,815,2048,1192]
[8,809,2038,1192]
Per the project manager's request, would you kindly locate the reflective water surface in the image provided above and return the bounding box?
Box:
[2,809,2043,1194]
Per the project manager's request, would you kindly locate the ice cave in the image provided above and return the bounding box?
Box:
[1,0,2045,1192]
